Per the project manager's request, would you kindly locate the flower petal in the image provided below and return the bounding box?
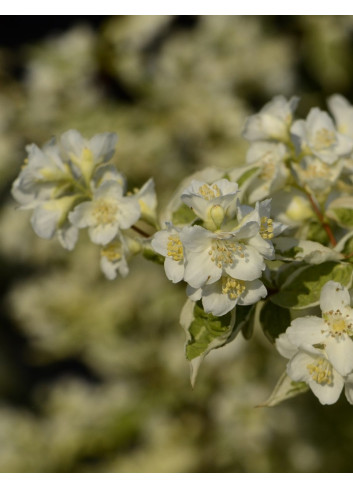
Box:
[238,279,267,305]
[325,336,353,376]
[89,223,118,245]
[202,282,236,316]
[319,280,351,314]
[286,316,326,352]
[225,245,265,281]
[164,257,184,283]
[309,369,344,405]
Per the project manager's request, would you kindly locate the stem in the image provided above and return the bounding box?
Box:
[131,225,151,238]
[305,191,337,247]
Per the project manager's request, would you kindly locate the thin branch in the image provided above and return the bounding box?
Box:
[305,191,337,247]
[131,225,151,238]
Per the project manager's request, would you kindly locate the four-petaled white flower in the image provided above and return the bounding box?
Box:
[12,139,71,207]
[285,281,353,377]
[241,141,290,204]
[242,95,299,143]
[181,178,239,227]
[291,156,343,194]
[100,233,141,280]
[291,108,353,164]
[59,129,118,184]
[69,180,141,245]
[151,223,185,284]
[328,94,353,140]
[180,225,265,289]
[276,325,353,406]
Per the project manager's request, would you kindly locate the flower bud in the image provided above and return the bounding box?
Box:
[209,204,225,229]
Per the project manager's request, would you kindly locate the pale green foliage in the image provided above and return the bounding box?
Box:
[271,262,353,310]
[259,372,309,407]
[180,299,236,387]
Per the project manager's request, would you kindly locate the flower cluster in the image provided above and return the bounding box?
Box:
[152,178,286,316]
[276,281,353,405]
[10,94,353,404]
[11,130,157,279]
[236,94,353,242]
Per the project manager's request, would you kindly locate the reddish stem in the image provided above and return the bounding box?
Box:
[305,192,337,247]
[131,225,151,238]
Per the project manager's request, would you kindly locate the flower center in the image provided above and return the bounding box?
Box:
[313,128,336,150]
[260,216,274,239]
[259,159,276,181]
[167,235,183,261]
[101,242,122,261]
[301,161,331,180]
[323,309,353,338]
[221,276,246,300]
[92,199,118,225]
[307,357,333,385]
[198,183,221,200]
[208,239,245,269]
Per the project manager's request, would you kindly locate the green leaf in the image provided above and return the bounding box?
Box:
[258,372,309,407]
[276,262,306,289]
[260,300,291,343]
[236,304,257,340]
[335,230,353,261]
[306,220,330,245]
[331,208,353,229]
[271,261,353,310]
[180,299,235,387]
[172,203,196,226]
[327,196,353,229]
[273,237,342,264]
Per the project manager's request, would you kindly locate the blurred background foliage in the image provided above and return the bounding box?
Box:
[1,15,353,472]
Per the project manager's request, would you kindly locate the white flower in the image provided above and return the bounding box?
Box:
[276,331,351,405]
[242,95,299,143]
[12,139,70,207]
[151,223,185,283]
[288,350,344,405]
[180,224,264,289]
[181,178,239,227]
[270,188,315,228]
[285,281,353,377]
[291,108,353,164]
[30,195,79,242]
[291,156,343,194]
[59,129,118,184]
[100,235,130,280]
[180,199,284,290]
[133,178,158,225]
[187,276,266,316]
[238,199,287,260]
[243,142,290,203]
[69,180,141,245]
[327,94,353,140]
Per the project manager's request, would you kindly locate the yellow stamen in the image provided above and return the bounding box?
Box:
[307,357,333,385]
[221,277,246,300]
[167,235,183,262]
[198,183,221,200]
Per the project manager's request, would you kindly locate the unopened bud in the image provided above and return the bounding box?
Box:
[209,204,225,229]
[286,196,314,222]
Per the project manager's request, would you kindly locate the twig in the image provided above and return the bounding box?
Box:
[131,225,151,238]
[305,192,337,247]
